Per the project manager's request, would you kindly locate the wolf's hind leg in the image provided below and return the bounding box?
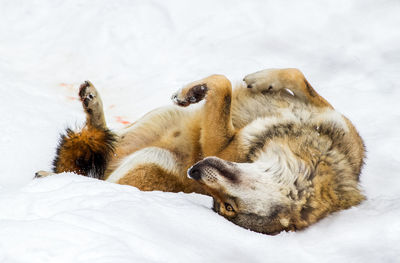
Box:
[52,81,116,179]
[243,68,333,108]
[79,81,107,129]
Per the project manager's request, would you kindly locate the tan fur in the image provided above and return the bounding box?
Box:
[50,68,365,234]
[117,164,206,194]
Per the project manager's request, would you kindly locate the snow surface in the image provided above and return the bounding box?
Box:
[0,0,399,262]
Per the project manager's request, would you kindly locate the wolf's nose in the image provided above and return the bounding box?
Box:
[188,167,202,180]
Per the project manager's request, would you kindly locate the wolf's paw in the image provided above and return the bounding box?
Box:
[79,81,102,113]
[243,69,282,93]
[171,83,208,107]
[34,170,55,179]
[78,81,106,128]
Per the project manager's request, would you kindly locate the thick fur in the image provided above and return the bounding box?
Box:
[52,127,116,179]
[49,68,365,234]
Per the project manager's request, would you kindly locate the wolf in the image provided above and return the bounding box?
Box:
[38,68,365,234]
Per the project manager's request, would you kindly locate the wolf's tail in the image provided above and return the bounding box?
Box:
[52,126,116,179]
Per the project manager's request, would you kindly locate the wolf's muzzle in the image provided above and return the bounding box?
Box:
[187,165,202,180]
[188,157,239,182]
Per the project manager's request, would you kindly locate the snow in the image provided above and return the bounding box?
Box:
[0,0,399,262]
[1,175,399,263]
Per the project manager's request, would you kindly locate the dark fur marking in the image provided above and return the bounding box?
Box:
[224,134,235,148]
[78,82,89,98]
[268,205,285,219]
[304,79,317,97]
[173,131,181,137]
[246,123,298,160]
[212,199,221,213]
[245,121,353,164]
[83,99,90,108]
[52,131,68,174]
[222,95,231,116]
[288,190,297,200]
[300,205,314,221]
[229,210,286,235]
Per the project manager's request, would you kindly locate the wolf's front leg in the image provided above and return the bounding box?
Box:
[172,75,236,157]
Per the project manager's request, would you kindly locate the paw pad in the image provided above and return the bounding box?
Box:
[78,81,91,99]
[172,83,208,107]
[78,81,98,108]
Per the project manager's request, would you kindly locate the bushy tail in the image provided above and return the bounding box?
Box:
[52,127,116,179]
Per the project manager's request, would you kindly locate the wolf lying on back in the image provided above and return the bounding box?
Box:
[45,68,365,235]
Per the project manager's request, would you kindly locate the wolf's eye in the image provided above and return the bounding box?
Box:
[224,203,234,212]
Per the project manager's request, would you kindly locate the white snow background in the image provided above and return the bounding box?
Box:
[0,0,399,262]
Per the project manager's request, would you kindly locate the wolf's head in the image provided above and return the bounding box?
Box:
[188,150,309,234]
